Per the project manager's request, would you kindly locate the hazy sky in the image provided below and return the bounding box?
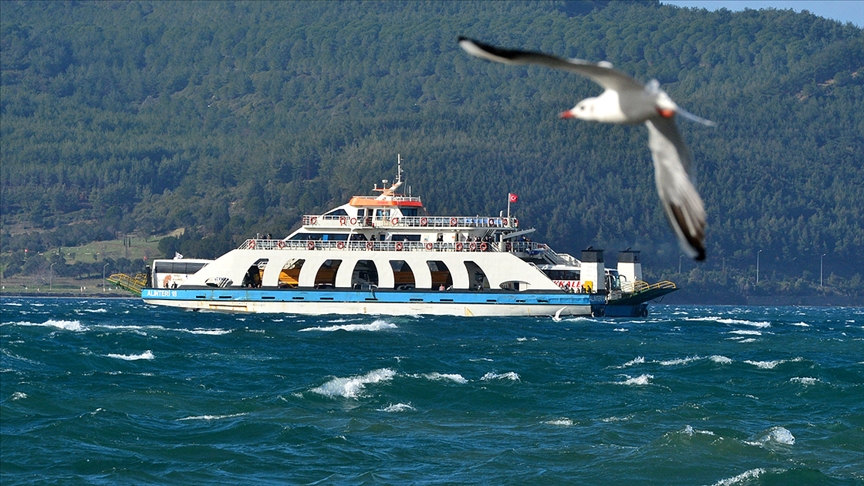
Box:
[662,1,864,27]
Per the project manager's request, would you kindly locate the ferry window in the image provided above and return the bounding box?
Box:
[401,208,418,217]
[357,209,366,218]
[392,234,420,242]
[154,262,208,274]
[323,209,349,219]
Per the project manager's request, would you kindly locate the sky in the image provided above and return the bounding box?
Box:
[661,1,864,27]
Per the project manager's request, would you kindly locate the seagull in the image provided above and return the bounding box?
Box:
[458,37,713,261]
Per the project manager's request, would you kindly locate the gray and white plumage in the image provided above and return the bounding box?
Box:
[458,37,712,261]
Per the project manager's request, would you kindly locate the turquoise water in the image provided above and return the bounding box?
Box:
[2,298,862,485]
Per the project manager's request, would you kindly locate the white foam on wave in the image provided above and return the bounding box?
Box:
[789,376,820,386]
[682,424,715,436]
[711,468,767,486]
[620,356,645,368]
[76,308,107,313]
[106,350,154,361]
[379,403,414,412]
[686,316,771,328]
[481,371,520,381]
[299,320,397,332]
[710,355,733,364]
[613,328,629,332]
[311,368,396,399]
[11,319,87,332]
[11,392,27,400]
[745,357,802,369]
[184,328,232,335]
[659,356,701,366]
[791,322,810,327]
[421,372,468,384]
[727,329,762,336]
[544,418,573,426]
[746,426,795,447]
[616,374,653,386]
[177,412,248,421]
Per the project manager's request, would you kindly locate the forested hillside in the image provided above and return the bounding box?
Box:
[2,1,863,301]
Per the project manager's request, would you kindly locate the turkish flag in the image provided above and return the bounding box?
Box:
[508,193,518,203]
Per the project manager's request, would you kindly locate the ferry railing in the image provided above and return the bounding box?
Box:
[621,280,677,294]
[300,215,520,229]
[238,239,550,254]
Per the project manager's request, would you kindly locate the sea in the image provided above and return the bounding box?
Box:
[1,298,862,485]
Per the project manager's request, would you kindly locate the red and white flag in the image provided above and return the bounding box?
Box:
[508,193,519,203]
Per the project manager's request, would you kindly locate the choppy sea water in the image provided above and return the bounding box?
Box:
[1,298,862,485]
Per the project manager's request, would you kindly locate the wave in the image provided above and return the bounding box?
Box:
[686,316,771,328]
[7,319,86,331]
[10,391,27,401]
[658,355,702,366]
[789,376,820,386]
[711,468,767,486]
[727,329,762,336]
[681,424,715,436]
[616,355,732,368]
[481,371,520,381]
[544,418,573,426]
[615,374,653,386]
[618,356,645,368]
[311,368,396,398]
[379,403,414,412]
[177,412,248,421]
[106,350,154,361]
[299,320,397,332]
[744,357,802,369]
[745,426,795,447]
[420,372,468,384]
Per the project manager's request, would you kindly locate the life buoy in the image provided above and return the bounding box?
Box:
[340,216,347,226]
[249,240,256,249]
[307,240,315,250]
[395,241,403,251]
[350,217,357,225]
[277,240,285,249]
[455,242,463,251]
[391,217,399,225]
[503,218,509,226]
[469,242,477,251]
[310,216,317,225]
[420,217,428,226]
[488,218,494,226]
[479,242,487,251]
[366,241,374,250]
[506,242,512,251]
[425,242,433,250]
[337,241,345,249]
[450,217,457,226]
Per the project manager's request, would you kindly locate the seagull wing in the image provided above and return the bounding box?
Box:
[645,118,707,261]
[458,37,644,93]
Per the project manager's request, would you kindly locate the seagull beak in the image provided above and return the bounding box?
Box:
[559,110,574,119]
[656,108,676,119]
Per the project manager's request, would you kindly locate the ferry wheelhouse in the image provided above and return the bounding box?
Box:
[142,158,676,317]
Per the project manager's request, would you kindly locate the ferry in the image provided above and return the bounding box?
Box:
[141,157,676,317]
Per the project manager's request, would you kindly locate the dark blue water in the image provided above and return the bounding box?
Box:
[2,298,862,485]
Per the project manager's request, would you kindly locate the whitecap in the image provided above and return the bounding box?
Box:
[11,392,27,400]
[727,329,762,336]
[106,351,154,361]
[791,322,810,327]
[481,371,520,381]
[177,412,248,421]
[183,328,231,335]
[299,320,397,332]
[659,356,701,366]
[544,418,573,426]
[745,357,802,369]
[15,319,86,332]
[616,374,653,386]
[422,372,468,384]
[682,424,715,436]
[77,308,107,313]
[746,426,795,447]
[379,403,414,413]
[711,468,767,486]
[310,368,396,399]
[710,355,733,364]
[620,356,645,368]
[613,328,628,332]
[789,376,820,386]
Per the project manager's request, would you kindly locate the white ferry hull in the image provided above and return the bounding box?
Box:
[142,288,603,317]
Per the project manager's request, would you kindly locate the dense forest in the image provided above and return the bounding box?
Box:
[2,1,863,302]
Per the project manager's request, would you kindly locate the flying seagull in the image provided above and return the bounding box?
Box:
[458,37,713,261]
